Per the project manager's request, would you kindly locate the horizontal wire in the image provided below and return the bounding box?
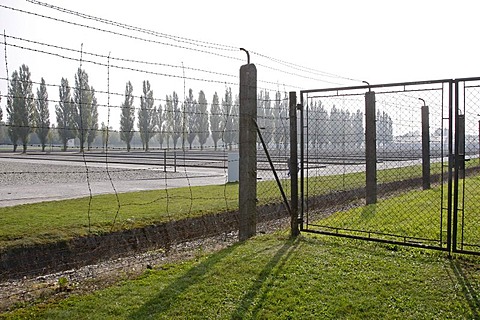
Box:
[1,3,360,87]
[2,122,243,135]
[4,34,238,80]
[27,0,239,52]
[1,79,290,111]
[2,34,303,91]
[251,50,363,83]
[3,42,239,86]
[30,0,360,85]
[0,4,243,63]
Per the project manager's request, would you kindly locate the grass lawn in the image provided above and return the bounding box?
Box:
[2,162,480,318]
[2,232,479,319]
[0,184,239,250]
[1,161,469,251]
[310,174,480,248]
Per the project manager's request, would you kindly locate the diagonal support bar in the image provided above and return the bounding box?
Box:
[253,119,292,216]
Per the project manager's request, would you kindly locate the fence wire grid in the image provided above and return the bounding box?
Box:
[300,79,480,252]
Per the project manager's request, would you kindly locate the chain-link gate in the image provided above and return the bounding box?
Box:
[293,78,480,254]
[453,78,480,254]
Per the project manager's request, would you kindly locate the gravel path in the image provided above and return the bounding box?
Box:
[0,157,226,207]
[0,158,213,186]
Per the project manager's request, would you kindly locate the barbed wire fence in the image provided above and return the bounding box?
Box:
[0,0,363,310]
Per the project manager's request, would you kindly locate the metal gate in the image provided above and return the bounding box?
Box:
[295,77,480,254]
[453,78,480,254]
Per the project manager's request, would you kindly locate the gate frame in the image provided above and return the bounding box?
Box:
[451,77,480,255]
[293,77,473,253]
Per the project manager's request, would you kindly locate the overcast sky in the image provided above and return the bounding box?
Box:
[1,0,480,127]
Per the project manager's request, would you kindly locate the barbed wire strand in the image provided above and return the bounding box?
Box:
[0,35,310,93]
[0,77,287,114]
[4,34,238,81]
[0,4,243,63]
[2,34,300,92]
[3,30,9,93]
[105,52,122,231]
[251,50,363,84]
[2,41,239,87]
[1,5,357,87]
[27,0,238,52]
[26,0,360,85]
[181,62,194,217]
[77,43,94,233]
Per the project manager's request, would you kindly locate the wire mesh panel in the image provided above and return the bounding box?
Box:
[256,90,291,221]
[454,78,480,254]
[300,80,452,249]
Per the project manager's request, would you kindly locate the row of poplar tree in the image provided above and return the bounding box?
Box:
[5,64,99,152]
[3,64,246,152]
[306,101,393,149]
[3,64,394,154]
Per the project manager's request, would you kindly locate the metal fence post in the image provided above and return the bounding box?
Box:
[365,90,377,205]
[239,63,257,241]
[421,103,431,190]
[289,91,300,236]
[163,149,167,173]
[446,80,454,254]
[452,80,460,252]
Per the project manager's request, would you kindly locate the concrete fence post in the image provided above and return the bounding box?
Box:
[289,91,300,236]
[239,63,257,241]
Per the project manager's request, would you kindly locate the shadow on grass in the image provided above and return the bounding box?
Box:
[126,242,240,319]
[230,237,300,319]
[450,259,480,318]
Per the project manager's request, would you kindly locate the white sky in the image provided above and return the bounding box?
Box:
[1,0,480,128]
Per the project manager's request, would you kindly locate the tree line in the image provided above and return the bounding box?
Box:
[306,101,393,149]
[3,64,244,152]
[5,65,98,153]
[3,64,294,153]
[2,64,394,153]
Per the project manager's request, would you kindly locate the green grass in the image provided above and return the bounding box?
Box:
[2,233,479,319]
[0,184,238,250]
[317,186,445,239]
[312,174,480,246]
[301,160,457,195]
[2,162,480,318]
[1,161,478,251]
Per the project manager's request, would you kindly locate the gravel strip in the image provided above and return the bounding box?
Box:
[0,160,205,186]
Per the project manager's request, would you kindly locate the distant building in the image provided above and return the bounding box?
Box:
[67,139,75,148]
